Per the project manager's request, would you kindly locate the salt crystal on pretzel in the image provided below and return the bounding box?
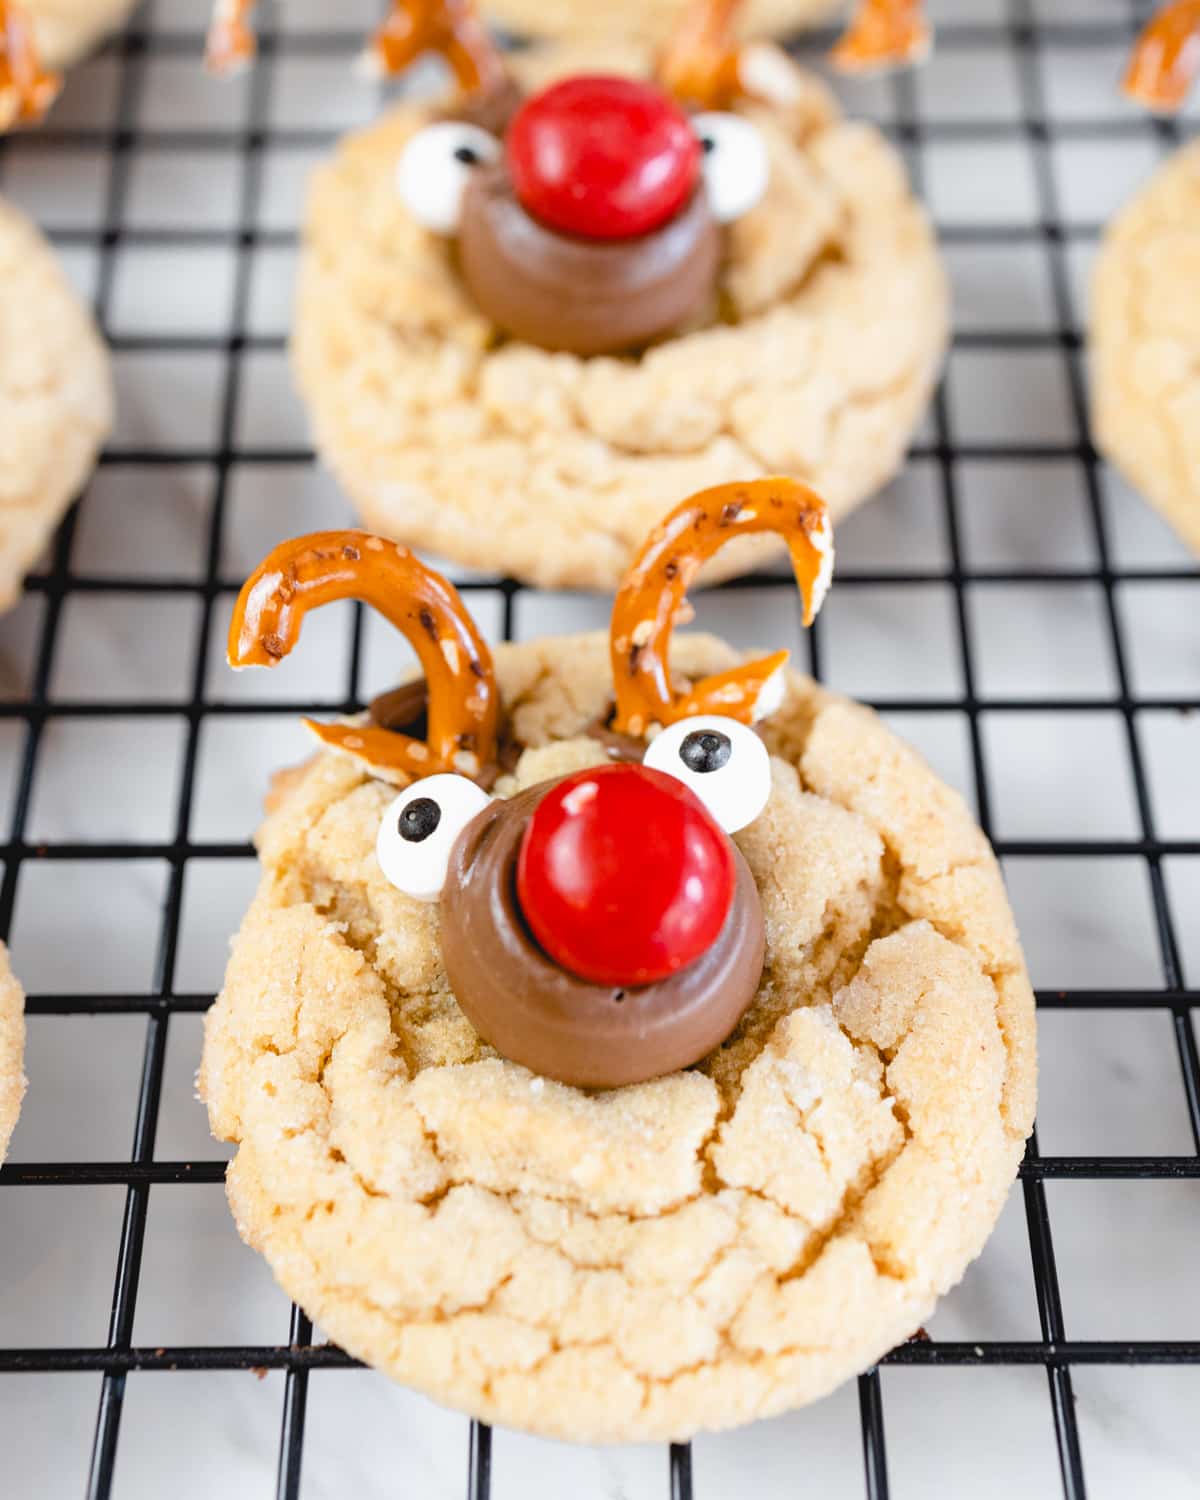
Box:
[228,530,499,786]
[610,477,834,739]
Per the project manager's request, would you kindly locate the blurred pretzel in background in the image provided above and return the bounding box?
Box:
[369,0,507,86]
[830,0,930,71]
[1123,1,1200,112]
[208,0,934,92]
[657,0,746,108]
[207,0,507,85]
[205,0,257,70]
[0,0,60,131]
[660,0,929,105]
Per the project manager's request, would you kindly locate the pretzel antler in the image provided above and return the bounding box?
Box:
[229,531,499,785]
[611,479,834,739]
[369,0,508,89]
[830,0,930,73]
[1123,1,1200,112]
[658,0,746,110]
[0,0,61,131]
[206,0,257,72]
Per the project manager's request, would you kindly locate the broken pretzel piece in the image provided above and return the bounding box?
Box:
[228,530,499,786]
[610,477,834,739]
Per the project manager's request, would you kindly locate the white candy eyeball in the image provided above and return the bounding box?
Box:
[395,121,500,234]
[643,715,771,833]
[692,112,769,224]
[376,773,491,901]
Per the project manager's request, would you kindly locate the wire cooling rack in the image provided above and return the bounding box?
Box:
[0,1,1197,1496]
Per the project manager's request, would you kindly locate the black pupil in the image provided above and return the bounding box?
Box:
[701,135,716,154]
[679,730,731,774]
[454,145,480,165]
[399,797,442,843]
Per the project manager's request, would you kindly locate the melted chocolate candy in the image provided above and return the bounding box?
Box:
[370,678,520,786]
[584,711,646,763]
[437,76,525,138]
[457,163,721,357]
[369,679,430,734]
[440,776,766,1089]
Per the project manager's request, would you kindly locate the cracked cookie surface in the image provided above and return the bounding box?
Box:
[0,195,113,610]
[0,943,26,1162]
[202,631,1035,1442]
[293,45,948,589]
[1092,141,1200,556]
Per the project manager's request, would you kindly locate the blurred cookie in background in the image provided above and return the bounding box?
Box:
[0,943,25,1162]
[1091,142,1200,556]
[483,0,839,46]
[0,195,113,606]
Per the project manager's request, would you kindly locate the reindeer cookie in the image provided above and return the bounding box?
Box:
[1,0,136,128]
[485,0,931,71]
[207,0,1200,107]
[1091,141,1200,556]
[202,477,1036,1442]
[0,195,113,607]
[0,944,26,1163]
[226,0,947,588]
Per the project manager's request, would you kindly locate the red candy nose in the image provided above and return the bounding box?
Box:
[506,75,702,241]
[516,763,736,988]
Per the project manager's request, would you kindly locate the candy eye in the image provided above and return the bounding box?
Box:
[396,122,501,234]
[692,112,769,224]
[376,773,492,900]
[642,715,771,833]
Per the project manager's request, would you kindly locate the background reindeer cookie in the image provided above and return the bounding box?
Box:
[482,0,838,46]
[0,944,26,1162]
[290,0,948,589]
[0,195,112,609]
[1091,141,1200,556]
[483,0,938,73]
[202,482,1035,1442]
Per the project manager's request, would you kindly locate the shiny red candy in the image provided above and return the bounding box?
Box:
[516,763,736,987]
[506,75,702,241]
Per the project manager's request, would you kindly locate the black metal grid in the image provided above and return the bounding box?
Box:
[0,1,1197,1497]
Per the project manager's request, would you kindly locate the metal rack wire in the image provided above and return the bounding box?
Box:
[0,2,1197,1497]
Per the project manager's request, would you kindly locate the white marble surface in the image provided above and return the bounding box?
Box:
[1,1,1199,1496]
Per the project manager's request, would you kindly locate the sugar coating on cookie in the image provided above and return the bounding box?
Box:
[294,44,949,589]
[0,195,113,609]
[0,942,26,1162]
[1092,141,1200,555]
[21,0,136,69]
[201,631,1035,1443]
[484,0,839,45]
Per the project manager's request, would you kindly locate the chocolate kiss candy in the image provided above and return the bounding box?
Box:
[440,776,766,1089]
[457,162,721,357]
